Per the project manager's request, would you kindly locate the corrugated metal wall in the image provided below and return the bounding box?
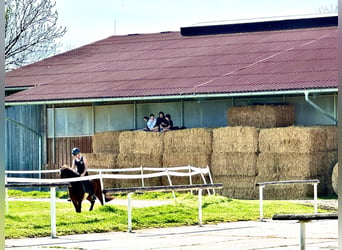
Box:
[5,105,46,177]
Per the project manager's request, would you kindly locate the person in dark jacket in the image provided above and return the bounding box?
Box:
[71,147,96,201]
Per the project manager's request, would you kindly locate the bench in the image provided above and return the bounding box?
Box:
[272,213,338,250]
[103,183,223,232]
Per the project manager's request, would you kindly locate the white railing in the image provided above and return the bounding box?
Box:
[5,165,214,238]
[256,179,320,221]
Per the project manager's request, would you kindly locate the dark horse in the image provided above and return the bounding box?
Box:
[60,165,104,213]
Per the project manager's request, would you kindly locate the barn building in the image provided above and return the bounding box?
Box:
[5,15,338,197]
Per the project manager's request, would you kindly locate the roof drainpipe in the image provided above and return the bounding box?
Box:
[304,91,337,124]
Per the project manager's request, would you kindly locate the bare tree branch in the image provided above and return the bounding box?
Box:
[5,0,67,70]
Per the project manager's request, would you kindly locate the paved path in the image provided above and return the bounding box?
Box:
[5,219,337,250]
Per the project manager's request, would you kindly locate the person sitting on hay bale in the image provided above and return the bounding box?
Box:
[146,113,160,132]
[71,147,96,201]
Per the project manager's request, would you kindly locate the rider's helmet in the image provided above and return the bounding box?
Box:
[71,147,81,156]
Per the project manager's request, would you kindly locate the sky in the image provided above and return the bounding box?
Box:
[55,0,338,52]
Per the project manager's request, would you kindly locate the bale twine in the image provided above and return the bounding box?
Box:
[332,162,338,196]
[119,131,163,155]
[259,126,328,153]
[163,128,212,154]
[212,126,258,153]
[210,152,257,176]
[228,104,295,128]
[92,131,121,153]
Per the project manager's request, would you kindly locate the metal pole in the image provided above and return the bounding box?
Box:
[50,186,57,238]
[198,189,203,226]
[313,183,318,214]
[259,185,264,221]
[128,192,133,233]
[300,221,306,250]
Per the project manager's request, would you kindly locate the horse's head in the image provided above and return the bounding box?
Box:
[60,165,80,178]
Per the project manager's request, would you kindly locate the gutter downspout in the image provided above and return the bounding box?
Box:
[304,91,337,124]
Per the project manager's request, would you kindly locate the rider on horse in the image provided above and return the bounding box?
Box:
[71,147,96,201]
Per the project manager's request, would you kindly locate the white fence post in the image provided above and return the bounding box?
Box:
[99,170,106,204]
[313,183,318,214]
[140,166,145,187]
[259,185,264,221]
[198,189,203,226]
[50,186,57,238]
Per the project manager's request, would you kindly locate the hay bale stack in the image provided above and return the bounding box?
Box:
[256,126,338,199]
[259,126,328,153]
[116,131,164,187]
[83,153,118,188]
[119,131,163,155]
[162,128,212,185]
[332,162,338,196]
[117,131,163,167]
[228,104,295,128]
[211,127,259,198]
[163,128,212,154]
[212,126,258,153]
[92,131,121,153]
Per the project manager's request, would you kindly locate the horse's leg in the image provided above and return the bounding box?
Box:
[87,196,95,211]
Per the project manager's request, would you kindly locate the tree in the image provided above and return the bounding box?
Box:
[5,0,67,70]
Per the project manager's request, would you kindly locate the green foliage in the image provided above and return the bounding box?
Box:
[5,193,335,239]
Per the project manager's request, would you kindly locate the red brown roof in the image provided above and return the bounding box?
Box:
[5,23,337,104]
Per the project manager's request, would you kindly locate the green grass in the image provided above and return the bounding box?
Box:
[5,191,335,239]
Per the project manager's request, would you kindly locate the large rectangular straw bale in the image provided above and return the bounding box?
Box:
[92,131,121,153]
[212,126,258,153]
[228,104,295,128]
[259,126,328,153]
[83,153,117,168]
[321,126,338,150]
[119,131,163,155]
[116,153,162,168]
[214,176,257,199]
[210,152,257,176]
[256,152,328,177]
[163,128,212,154]
[162,152,210,168]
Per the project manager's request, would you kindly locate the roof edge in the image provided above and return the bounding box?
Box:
[181,14,337,36]
[5,88,338,106]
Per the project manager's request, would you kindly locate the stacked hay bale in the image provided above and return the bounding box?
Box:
[256,126,338,199]
[211,126,259,198]
[116,131,164,187]
[86,131,122,187]
[228,104,295,128]
[162,128,212,185]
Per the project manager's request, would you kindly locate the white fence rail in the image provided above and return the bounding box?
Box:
[256,179,320,221]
